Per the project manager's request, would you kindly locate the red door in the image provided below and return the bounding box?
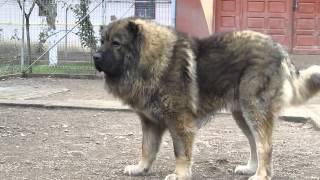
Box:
[242,0,291,49]
[292,0,320,54]
[216,0,292,50]
[215,0,242,32]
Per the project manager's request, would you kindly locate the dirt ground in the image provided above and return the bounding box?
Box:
[0,77,115,101]
[0,106,319,180]
[2,77,320,105]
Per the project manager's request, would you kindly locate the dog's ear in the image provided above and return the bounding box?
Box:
[127,21,140,35]
[127,20,142,59]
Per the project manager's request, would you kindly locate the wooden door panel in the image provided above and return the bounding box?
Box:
[293,0,320,54]
[216,0,291,50]
[242,0,291,49]
[215,0,242,32]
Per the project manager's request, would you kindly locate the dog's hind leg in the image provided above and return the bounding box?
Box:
[232,105,258,175]
[240,103,276,180]
[237,66,283,180]
[124,113,166,176]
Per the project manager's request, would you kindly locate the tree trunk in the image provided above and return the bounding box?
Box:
[25,15,32,73]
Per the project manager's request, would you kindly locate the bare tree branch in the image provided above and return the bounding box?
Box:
[17,0,36,16]
[35,0,57,30]
[16,0,22,10]
[35,0,45,10]
[16,0,38,73]
[27,0,37,16]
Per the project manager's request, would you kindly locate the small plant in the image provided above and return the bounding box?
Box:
[10,29,20,41]
[0,28,3,41]
[37,28,49,53]
[10,29,21,61]
[71,0,97,50]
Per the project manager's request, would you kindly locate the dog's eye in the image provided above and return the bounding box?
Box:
[111,41,121,48]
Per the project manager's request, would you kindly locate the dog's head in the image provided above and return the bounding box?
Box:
[93,18,142,79]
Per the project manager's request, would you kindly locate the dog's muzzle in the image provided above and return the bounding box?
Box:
[93,53,103,72]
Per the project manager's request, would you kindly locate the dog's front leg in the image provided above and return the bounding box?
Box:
[165,112,197,180]
[124,113,166,176]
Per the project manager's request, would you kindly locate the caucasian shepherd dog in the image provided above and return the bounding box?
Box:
[93,18,320,180]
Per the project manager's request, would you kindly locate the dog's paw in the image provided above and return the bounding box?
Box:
[164,174,177,180]
[164,173,191,180]
[235,165,256,175]
[124,165,147,176]
[248,175,271,180]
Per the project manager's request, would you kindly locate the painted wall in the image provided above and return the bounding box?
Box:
[176,0,214,38]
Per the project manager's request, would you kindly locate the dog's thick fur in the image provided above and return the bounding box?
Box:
[93,18,320,180]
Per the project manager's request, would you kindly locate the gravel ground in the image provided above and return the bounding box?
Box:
[0,107,319,180]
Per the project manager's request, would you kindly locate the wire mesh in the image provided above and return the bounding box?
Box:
[0,0,173,76]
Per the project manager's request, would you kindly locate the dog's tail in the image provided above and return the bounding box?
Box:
[283,64,320,106]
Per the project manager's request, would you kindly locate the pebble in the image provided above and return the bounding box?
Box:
[227,168,233,174]
[24,160,32,165]
[68,151,86,158]
[216,158,229,165]
[116,136,125,139]
[93,171,100,175]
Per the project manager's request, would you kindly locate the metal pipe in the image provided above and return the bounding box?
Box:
[20,0,25,71]
[171,0,176,27]
[102,0,106,25]
[64,6,68,61]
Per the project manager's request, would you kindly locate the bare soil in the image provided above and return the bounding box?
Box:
[0,107,319,180]
[0,77,116,101]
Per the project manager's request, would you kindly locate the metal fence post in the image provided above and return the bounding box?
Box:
[64,6,68,62]
[20,0,25,71]
[102,0,106,25]
[171,0,176,28]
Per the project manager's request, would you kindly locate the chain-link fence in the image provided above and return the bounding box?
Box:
[0,0,174,77]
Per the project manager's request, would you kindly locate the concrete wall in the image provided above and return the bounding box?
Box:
[176,0,214,38]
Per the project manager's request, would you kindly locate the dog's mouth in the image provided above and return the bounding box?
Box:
[92,53,124,79]
[94,63,103,72]
[93,53,104,72]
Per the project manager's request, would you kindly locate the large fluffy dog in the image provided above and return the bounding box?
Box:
[93,18,320,180]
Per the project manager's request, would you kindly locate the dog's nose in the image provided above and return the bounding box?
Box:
[93,53,102,62]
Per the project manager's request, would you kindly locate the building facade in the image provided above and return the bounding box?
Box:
[176,0,320,54]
